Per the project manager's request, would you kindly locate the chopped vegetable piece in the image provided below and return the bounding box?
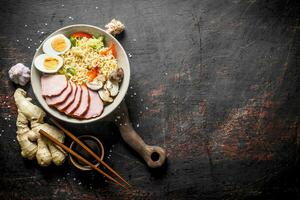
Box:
[99,42,117,58]
[70,37,77,47]
[70,32,92,39]
[66,67,76,76]
[58,68,66,74]
[85,37,104,49]
[87,66,100,81]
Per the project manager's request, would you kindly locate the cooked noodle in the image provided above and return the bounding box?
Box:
[61,38,118,84]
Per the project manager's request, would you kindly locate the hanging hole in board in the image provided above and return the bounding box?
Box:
[151,152,160,162]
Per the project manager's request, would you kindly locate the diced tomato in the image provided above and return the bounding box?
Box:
[99,42,117,58]
[70,32,92,39]
[87,66,100,81]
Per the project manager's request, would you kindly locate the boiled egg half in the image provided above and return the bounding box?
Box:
[34,54,63,73]
[43,34,71,55]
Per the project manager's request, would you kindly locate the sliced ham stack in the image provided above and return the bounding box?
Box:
[41,75,104,119]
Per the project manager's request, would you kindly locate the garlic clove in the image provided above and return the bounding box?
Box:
[98,89,113,103]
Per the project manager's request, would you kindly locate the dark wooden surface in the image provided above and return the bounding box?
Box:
[1,0,300,199]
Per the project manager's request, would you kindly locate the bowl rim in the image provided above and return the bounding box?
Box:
[31,24,130,124]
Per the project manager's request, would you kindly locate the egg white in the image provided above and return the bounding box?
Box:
[42,34,71,56]
[34,54,63,73]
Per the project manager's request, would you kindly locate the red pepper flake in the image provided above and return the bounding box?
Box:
[99,42,117,58]
[87,66,100,81]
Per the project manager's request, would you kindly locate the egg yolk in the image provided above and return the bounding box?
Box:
[51,36,66,52]
[44,57,59,70]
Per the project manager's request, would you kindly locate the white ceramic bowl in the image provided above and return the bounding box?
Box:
[31,24,130,124]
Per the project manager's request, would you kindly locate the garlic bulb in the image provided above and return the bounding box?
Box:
[8,63,30,86]
[105,19,125,36]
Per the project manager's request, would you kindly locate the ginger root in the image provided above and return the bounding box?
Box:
[14,88,66,166]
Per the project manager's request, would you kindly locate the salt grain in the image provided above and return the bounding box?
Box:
[61,4,64,7]
[28,46,31,49]
[73,178,76,181]
[45,23,48,26]
[24,24,28,27]
[9,124,11,127]
[140,98,144,102]
[95,6,98,9]
[128,53,132,58]
[136,124,140,128]
[16,40,19,42]
[41,31,44,34]
[145,106,149,110]
[26,38,29,40]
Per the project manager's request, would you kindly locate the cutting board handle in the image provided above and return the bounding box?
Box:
[116,102,166,168]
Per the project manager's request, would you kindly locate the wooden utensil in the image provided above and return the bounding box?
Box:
[39,129,130,190]
[50,119,130,186]
[115,102,167,168]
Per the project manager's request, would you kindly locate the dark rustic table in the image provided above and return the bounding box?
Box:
[1,0,300,199]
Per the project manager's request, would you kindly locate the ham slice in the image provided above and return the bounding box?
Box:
[72,85,90,118]
[41,75,68,97]
[45,81,73,106]
[64,85,82,115]
[55,82,77,111]
[82,89,103,119]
